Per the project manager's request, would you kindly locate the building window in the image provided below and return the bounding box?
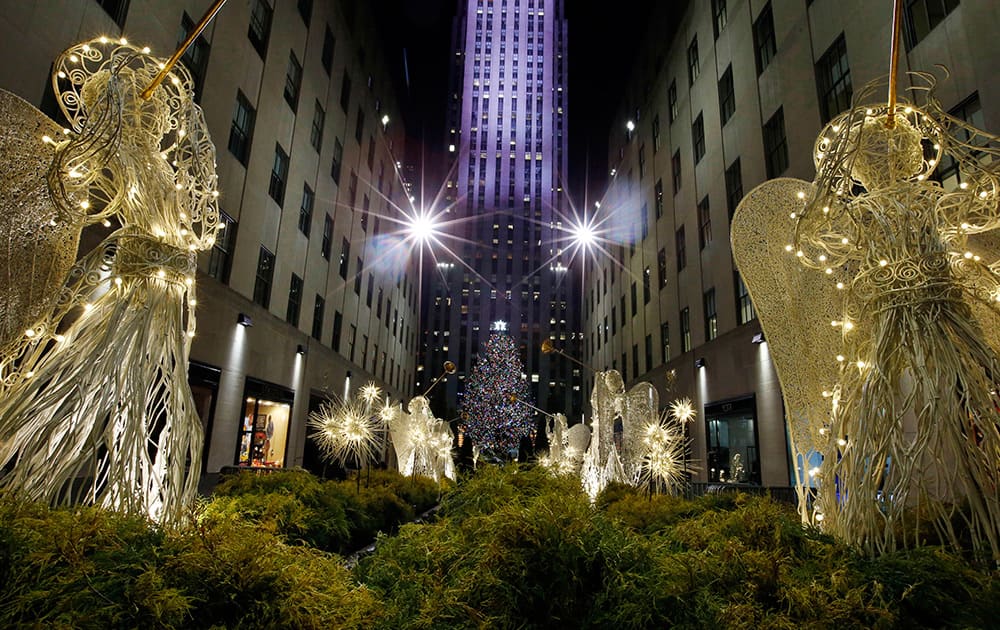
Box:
[687,36,700,85]
[284,51,302,111]
[657,248,668,289]
[297,0,313,25]
[321,214,332,259]
[712,0,727,38]
[676,226,687,271]
[348,325,356,361]
[269,144,289,205]
[692,113,705,163]
[332,311,343,352]
[338,238,350,279]
[652,115,661,153]
[736,272,755,324]
[763,107,788,178]
[725,158,743,219]
[661,322,670,363]
[632,345,639,381]
[348,171,358,207]
[248,0,272,58]
[754,3,777,75]
[253,246,275,309]
[706,398,760,483]
[355,107,365,143]
[704,289,718,341]
[298,183,314,236]
[645,334,653,372]
[631,282,638,317]
[312,295,325,340]
[668,80,678,123]
[698,196,712,249]
[638,144,646,178]
[354,258,363,294]
[208,211,237,283]
[905,0,960,49]
[228,91,255,166]
[97,0,129,27]
[340,72,352,112]
[671,150,682,193]
[321,26,335,75]
[643,266,651,304]
[680,307,691,353]
[310,101,325,151]
[178,13,210,102]
[718,65,735,125]
[331,138,344,184]
[935,93,985,191]
[287,273,303,326]
[815,34,852,124]
[655,179,664,218]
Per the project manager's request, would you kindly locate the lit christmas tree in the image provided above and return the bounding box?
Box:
[459,323,535,456]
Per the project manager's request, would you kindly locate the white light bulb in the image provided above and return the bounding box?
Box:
[836,355,845,362]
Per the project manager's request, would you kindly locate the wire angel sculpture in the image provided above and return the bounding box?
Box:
[539,413,590,476]
[581,370,659,498]
[0,38,220,522]
[386,396,455,481]
[732,73,1000,559]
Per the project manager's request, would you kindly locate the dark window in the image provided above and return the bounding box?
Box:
[298,183,314,236]
[228,91,255,166]
[638,144,646,178]
[643,266,651,304]
[321,214,332,259]
[348,325,357,361]
[692,113,706,163]
[687,36,700,85]
[704,289,718,341]
[712,0,727,38]
[671,150,682,193]
[287,273,303,326]
[816,34,852,124]
[268,144,289,205]
[348,170,358,207]
[632,345,639,381]
[248,0,272,58]
[340,72,352,112]
[312,294,325,340]
[367,135,376,170]
[718,65,735,125]
[331,138,344,183]
[297,0,313,25]
[332,311,343,352]
[338,238,350,279]
[655,179,664,218]
[661,322,670,363]
[905,0,960,49]
[208,211,237,283]
[763,107,788,178]
[354,258,363,294]
[698,196,712,249]
[658,248,668,289]
[178,13,210,102]
[680,307,691,353]
[284,51,302,111]
[754,3,777,75]
[253,246,275,308]
[652,115,661,153]
[310,101,325,151]
[631,282,638,317]
[96,0,129,27]
[676,226,687,271]
[935,93,985,191]
[366,273,374,307]
[355,107,365,143]
[725,158,743,218]
[668,80,678,123]
[736,271,755,324]
[321,27,336,75]
[645,334,653,372]
[641,203,649,240]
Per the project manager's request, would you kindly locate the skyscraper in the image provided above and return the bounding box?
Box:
[420,0,580,434]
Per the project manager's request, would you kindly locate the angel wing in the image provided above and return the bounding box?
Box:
[730,178,844,486]
[0,89,83,351]
[622,380,659,480]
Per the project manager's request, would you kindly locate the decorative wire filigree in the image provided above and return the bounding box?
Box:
[385,396,455,482]
[733,73,1000,560]
[0,38,220,523]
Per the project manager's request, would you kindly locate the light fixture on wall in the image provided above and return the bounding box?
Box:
[695,357,706,369]
[237,313,253,327]
[751,332,766,344]
[296,344,307,355]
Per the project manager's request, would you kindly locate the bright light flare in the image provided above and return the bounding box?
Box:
[570,218,597,249]
[406,211,438,244]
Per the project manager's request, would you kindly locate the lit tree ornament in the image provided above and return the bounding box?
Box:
[0,38,221,522]
[732,74,1000,558]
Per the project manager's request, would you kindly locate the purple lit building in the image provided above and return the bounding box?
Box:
[419,0,581,430]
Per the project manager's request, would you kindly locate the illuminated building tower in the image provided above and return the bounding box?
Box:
[420,0,580,428]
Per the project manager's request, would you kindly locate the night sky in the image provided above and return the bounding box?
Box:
[376,0,656,206]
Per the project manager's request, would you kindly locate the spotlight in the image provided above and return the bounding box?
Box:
[237,313,253,327]
[694,357,706,369]
[751,332,766,344]
[296,344,307,355]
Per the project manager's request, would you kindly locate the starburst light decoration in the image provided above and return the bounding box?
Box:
[732,74,1000,558]
[308,396,384,470]
[635,410,690,494]
[0,38,220,522]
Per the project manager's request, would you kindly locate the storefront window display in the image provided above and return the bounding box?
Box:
[236,379,293,467]
[705,396,760,484]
